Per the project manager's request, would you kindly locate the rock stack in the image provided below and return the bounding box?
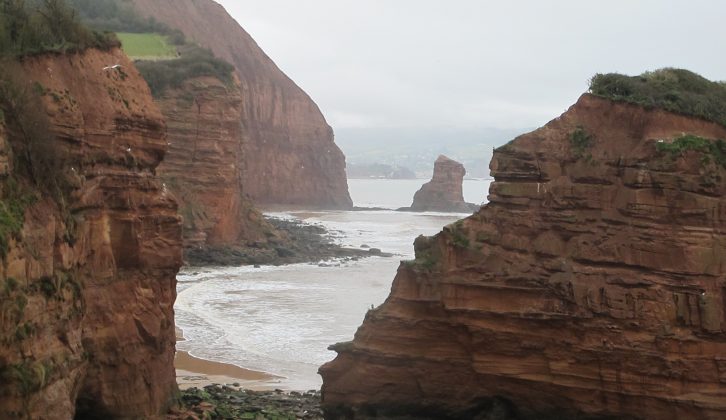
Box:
[403,155,479,212]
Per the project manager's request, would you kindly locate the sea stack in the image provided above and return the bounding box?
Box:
[320,92,726,419]
[408,155,478,212]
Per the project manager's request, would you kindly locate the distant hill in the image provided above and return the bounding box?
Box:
[336,126,528,178]
[346,163,416,179]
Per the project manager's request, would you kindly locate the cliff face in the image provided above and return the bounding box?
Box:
[132,0,352,209]
[409,155,478,212]
[0,49,181,418]
[155,75,274,252]
[320,94,726,419]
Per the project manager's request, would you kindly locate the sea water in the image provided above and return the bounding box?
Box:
[175,178,492,390]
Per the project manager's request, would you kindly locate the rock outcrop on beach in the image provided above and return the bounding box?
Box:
[320,94,726,419]
[0,49,181,418]
[155,75,278,256]
[404,155,478,212]
[132,0,352,209]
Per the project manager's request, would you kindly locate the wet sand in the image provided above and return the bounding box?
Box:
[175,327,283,390]
[175,350,283,390]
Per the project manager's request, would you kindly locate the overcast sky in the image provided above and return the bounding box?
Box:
[216,0,724,131]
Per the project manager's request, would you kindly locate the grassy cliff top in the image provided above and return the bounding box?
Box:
[589,68,726,127]
[116,32,177,59]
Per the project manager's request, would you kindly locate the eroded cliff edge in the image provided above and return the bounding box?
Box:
[320,94,726,419]
[132,0,352,209]
[0,49,181,418]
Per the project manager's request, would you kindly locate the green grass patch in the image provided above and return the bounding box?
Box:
[656,134,726,167]
[589,68,726,127]
[117,32,177,59]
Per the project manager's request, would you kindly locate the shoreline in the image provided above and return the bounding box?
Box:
[183,214,389,267]
[175,350,285,390]
[175,327,288,391]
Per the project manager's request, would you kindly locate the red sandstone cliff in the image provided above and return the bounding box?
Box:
[320,94,726,419]
[408,155,478,213]
[155,75,275,254]
[0,49,181,418]
[132,0,352,209]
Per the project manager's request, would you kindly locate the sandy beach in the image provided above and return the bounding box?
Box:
[175,327,284,390]
[175,351,284,390]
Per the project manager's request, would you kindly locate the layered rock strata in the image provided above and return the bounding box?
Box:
[132,0,352,208]
[407,155,478,212]
[155,75,275,254]
[0,49,181,418]
[320,94,726,419]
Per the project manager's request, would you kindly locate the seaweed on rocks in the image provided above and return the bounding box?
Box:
[168,385,323,420]
[184,216,391,267]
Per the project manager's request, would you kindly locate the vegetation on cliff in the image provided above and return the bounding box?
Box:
[589,68,726,127]
[0,64,72,256]
[0,179,36,257]
[0,70,65,187]
[68,0,185,42]
[65,0,235,96]
[656,134,726,168]
[135,45,234,96]
[569,125,593,158]
[0,0,118,56]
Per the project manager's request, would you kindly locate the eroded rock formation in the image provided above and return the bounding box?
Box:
[407,155,478,212]
[155,75,277,256]
[320,94,726,419]
[132,0,352,209]
[0,49,181,418]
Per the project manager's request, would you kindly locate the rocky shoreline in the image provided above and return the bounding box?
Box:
[185,216,391,267]
[168,385,323,419]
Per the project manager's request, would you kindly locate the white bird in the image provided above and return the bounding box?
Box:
[103,64,122,71]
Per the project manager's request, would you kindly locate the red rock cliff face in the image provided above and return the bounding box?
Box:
[320,94,726,419]
[155,75,272,251]
[0,49,182,418]
[132,0,352,209]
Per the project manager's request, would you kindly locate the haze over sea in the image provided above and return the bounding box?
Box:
[175,178,492,389]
